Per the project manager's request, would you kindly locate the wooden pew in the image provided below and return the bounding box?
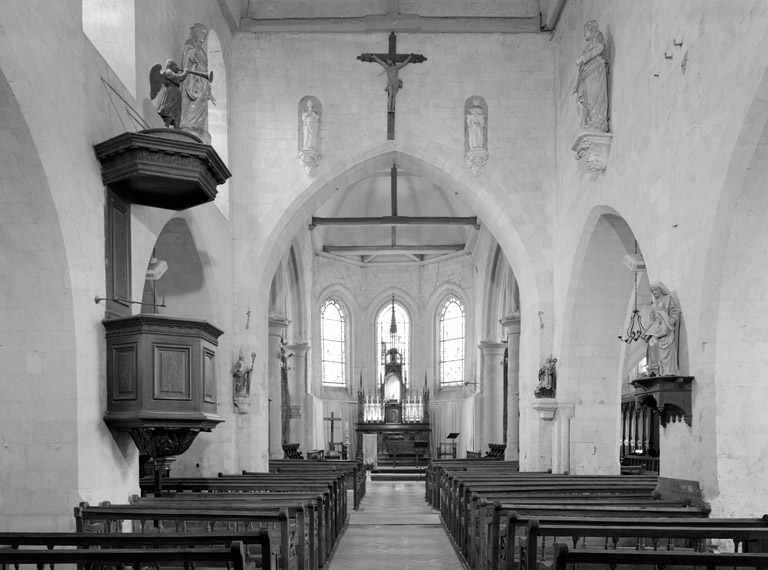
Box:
[269,459,364,510]
[486,507,715,570]
[0,532,268,570]
[0,542,248,570]
[130,493,327,569]
[74,503,299,570]
[552,541,768,570]
[519,518,768,570]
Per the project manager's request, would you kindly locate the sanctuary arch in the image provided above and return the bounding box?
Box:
[232,148,551,468]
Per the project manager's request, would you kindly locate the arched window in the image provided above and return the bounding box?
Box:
[321,299,346,386]
[376,300,410,387]
[439,295,465,386]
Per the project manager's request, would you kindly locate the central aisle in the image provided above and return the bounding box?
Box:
[328,477,465,570]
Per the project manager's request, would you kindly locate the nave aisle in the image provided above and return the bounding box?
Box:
[328,478,464,570]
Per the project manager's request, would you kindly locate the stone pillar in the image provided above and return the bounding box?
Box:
[553,403,575,474]
[500,315,521,461]
[479,341,507,449]
[284,342,310,453]
[268,317,290,459]
[531,398,558,471]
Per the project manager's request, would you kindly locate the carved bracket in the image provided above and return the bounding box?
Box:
[532,398,558,421]
[298,149,322,174]
[571,131,613,173]
[126,426,202,457]
[465,149,489,176]
[631,376,694,427]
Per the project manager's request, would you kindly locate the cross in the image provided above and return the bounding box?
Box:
[357,32,427,140]
[323,412,343,451]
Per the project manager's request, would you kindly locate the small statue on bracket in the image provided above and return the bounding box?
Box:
[233,352,256,413]
[534,356,557,399]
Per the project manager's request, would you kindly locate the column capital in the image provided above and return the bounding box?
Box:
[283,342,310,358]
[557,402,575,420]
[500,313,521,333]
[268,317,290,336]
[478,340,507,354]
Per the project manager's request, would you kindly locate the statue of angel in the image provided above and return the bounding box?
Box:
[150,58,214,129]
[149,59,190,128]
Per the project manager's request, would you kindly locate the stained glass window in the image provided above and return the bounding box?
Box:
[321,298,346,386]
[439,296,465,386]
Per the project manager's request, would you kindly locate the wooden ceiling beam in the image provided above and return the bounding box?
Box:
[310,215,479,228]
[323,244,464,254]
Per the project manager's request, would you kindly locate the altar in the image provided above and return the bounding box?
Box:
[355,318,431,462]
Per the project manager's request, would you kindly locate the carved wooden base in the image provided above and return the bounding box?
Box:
[631,375,694,427]
[126,427,202,457]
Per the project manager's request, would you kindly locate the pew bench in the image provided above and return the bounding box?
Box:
[74,504,299,570]
[0,542,247,570]
[0,532,269,570]
[130,493,328,569]
[552,542,768,570]
[520,519,768,570]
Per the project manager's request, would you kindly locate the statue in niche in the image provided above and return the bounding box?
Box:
[465,96,489,176]
[298,97,322,173]
[534,356,557,399]
[233,352,255,399]
[642,281,681,377]
[574,20,609,133]
[180,23,216,143]
[301,99,320,150]
[467,99,486,151]
[149,60,190,128]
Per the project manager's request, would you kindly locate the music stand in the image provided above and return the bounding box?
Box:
[442,433,460,459]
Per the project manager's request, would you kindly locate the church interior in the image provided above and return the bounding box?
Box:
[3,0,768,553]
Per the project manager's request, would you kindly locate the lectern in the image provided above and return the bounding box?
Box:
[439,432,460,459]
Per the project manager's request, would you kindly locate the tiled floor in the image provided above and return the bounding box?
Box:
[328,478,466,570]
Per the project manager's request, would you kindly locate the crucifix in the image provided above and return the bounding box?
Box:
[357,32,427,140]
[323,412,343,454]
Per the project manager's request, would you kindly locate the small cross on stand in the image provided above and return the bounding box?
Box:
[357,32,427,140]
[323,412,343,459]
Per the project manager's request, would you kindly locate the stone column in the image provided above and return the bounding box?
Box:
[500,315,521,461]
[554,403,575,474]
[268,317,290,459]
[478,341,507,449]
[284,342,310,453]
[531,398,558,471]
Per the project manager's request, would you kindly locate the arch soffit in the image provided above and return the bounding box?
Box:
[148,216,223,323]
[698,41,768,347]
[558,205,636,349]
[242,145,546,319]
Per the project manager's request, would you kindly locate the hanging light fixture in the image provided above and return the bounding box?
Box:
[618,243,645,343]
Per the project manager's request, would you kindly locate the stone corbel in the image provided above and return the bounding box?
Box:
[298,149,322,174]
[465,149,489,176]
[571,131,613,173]
[532,398,558,420]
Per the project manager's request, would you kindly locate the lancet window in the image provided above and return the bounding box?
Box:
[321,298,346,386]
[439,295,465,386]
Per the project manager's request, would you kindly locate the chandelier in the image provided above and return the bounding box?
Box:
[618,244,645,343]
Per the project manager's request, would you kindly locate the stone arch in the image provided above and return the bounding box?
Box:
[557,206,637,475]
[697,39,768,516]
[0,65,80,527]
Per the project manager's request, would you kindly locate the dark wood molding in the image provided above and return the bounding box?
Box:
[310,215,479,228]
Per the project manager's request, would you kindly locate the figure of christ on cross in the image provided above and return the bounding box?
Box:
[358,32,427,140]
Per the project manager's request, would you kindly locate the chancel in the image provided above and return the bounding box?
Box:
[4,2,768,570]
